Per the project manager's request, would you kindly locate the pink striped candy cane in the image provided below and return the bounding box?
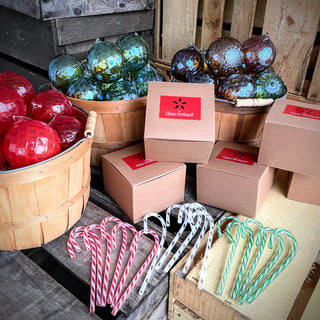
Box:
[112,229,159,315]
[84,225,104,307]
[67,226,86,259]
[108,222,137,306]
[99,216,122,306]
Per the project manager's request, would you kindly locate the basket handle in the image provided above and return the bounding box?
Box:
[235,98,274,107]
[84,110,97,138]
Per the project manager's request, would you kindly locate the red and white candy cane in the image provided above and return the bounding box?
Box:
[67,226,99,313]
[100,216,122,306]
[112,229,159,315]
[108,222,137,306]
[67,226,86,259]
[84,224,104,307]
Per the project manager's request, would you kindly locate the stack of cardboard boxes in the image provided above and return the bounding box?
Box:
[102,81,320,223]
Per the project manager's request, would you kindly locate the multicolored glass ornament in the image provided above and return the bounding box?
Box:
[48,55,84,93]
[87,41,125,83]
[105,79,139,101]
[67,76,104,100]
[132,63,164,96]
[116,34,150,74]
[206,37,244,77]
[254,69,287,99]
[188,71,216,85]
[218,73,256,101]
[171,44,203,82]
[242,33,276,73]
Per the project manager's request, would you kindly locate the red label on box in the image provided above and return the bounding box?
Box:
[159,95,201,120]
[216,148,257,165]
[122,152,157,170]
[283,104,320,120]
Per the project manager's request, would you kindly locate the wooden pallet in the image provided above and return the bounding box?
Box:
[168,170,320,320]
[154,0,320,103]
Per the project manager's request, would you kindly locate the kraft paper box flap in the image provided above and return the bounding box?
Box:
[102,143,185,186]
[267,98,320,131]
[144,81,215,142]
[200,141,267,179]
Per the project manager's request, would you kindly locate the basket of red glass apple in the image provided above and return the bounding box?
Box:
[0,72,96,251]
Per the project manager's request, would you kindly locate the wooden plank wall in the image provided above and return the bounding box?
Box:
[156,0,320,102]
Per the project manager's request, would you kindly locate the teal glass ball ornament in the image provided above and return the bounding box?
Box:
[48,55,84,93]
[87,41,125,83]
[67,76,104,100]
[254,69,287,99]
[132,63,164,96]
[106,79,139,101]
[116,34,150,74]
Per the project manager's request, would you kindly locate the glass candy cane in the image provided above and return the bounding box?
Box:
[239,227,284,304]
[216,216,245,296]
[245,228,297,303]
[238,219,267,297]
[139,212,167,295]
[112,229,159,315]
[155,204,189,270]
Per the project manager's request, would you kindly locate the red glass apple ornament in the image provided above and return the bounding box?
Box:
[0,72,35,106]
[50,115,85,151]
[0,84,27,137]
[0,140,5,170]
[28,90,73,123]
[3,118,61,169]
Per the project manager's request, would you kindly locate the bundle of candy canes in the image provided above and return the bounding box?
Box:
[215,216,298,304]
[66,203,216,315]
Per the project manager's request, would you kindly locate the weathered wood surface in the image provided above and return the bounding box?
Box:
[0,0,155,20]
[0,251,100,320]
[55,9,154,46]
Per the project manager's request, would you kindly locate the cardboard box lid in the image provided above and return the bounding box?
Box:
[199,141,268,179]
[266,98,320,131]
[102,143,185,186]
[144,81,215,142]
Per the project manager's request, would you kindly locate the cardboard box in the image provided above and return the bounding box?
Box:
[258,98,320,176]
[197,141,275,217]
[101,143,186,223]
[287,172,320,206]
[144,81,215,163]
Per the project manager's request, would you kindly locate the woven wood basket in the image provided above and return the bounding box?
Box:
[69,96,146,166]
[0,107,97,251]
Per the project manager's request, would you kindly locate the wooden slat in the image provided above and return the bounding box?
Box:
[56,10,154,46]
[200,0,225,49]
[161,0,199,62]
[262,0,320,95]
[230,0,257,43]
[0,0,154,20]
[307,51,320,102]
[0,251,100,320]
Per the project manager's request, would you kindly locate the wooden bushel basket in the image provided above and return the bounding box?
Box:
[69,96,147,166]
[0,107,97,251]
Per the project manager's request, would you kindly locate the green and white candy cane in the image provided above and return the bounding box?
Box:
[238,219,267,297]
[239,227,285,304]
[245,228,297,303]
[139,212,167,295]
[216,216,245,296]
[231,222,254,299]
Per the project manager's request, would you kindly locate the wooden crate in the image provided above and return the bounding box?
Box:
[154,0,320,103]
[168,170,320,320]
[0,3,155,70]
